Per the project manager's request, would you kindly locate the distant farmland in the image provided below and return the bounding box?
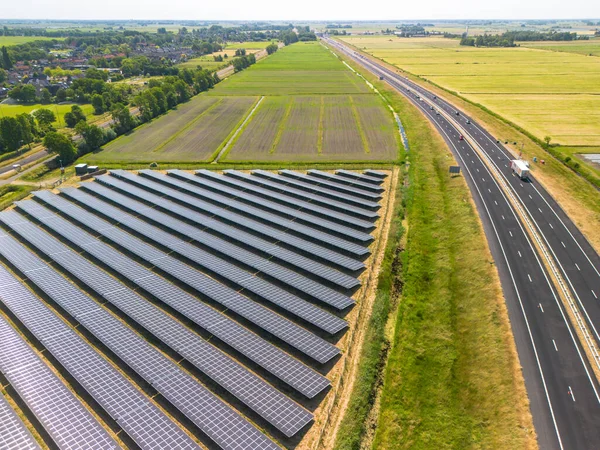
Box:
[86,41,400,165]
[340,35,600,146]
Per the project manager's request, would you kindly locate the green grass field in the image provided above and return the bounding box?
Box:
[0,36,58,46]
[0,103,94,128]
[340,35,600,146]
[209,42,370,96]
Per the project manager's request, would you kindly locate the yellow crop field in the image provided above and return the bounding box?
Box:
[340,35,600,145]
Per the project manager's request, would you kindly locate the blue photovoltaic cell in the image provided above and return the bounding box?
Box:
[252,170,381,210]
[0,211,312,439]
[335,169,384,185]
[157,170,375,241]
[279,170,381,201]
[0,391,40,450]
[363,170,388,179]
[307,170,385,193]
[195,169,377,230]
[108,170,370,258]
[91,175,365,272]
[31,191,342,365]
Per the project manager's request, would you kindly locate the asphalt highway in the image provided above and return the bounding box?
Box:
[324,37,600,450]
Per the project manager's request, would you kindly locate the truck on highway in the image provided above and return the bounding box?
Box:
[510,159,530,180]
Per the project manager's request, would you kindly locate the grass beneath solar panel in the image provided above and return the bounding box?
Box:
[330,44,537,450]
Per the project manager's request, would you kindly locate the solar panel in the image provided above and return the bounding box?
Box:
[108,170,370,258]
[363,169,388,179]
[157,169,376,242]
[192,169,377,231]
[90,176,366,273]
[279,170,382,201]
[0,261,192,450]
[220,169,379,221]
[0,212,313,438]
[19,197,338,390]
[335,169,384,185]
[0,312,119,450]
[0,391,40,450]
[252,170,381,210]
[307,170,385,193]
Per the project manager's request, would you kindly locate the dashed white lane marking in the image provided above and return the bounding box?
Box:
[488,189,492,193]
[529,194,533,199]
[520,184,524,188]
[528,274,533,282]
[494,200,498,205]
[539,303,544,313]
[549,223,554,229]
[561,241,566,248]
[509,231,513,237]
[538,208,543,213]
[504,164,508,168]
[575,263,581,271]
[518,251,522,258]
[568,387,576,402]
[482,178,485,182]
[593,290,598,299]
[553,340,558,351]
[501,215,505,220]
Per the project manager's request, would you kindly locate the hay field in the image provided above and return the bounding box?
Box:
[340,35,600,145]
[85,95,256,163]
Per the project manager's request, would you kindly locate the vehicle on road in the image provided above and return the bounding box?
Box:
[459,135,464,141]
[456,111,460,116]
[466,119,471,124]
[510,159,530,180]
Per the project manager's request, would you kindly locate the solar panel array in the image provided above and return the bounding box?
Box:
[0,169,387,449]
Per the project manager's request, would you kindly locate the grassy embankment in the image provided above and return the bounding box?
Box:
[0,185,35,211]
[331,42,537,450]
[340,35,600,252]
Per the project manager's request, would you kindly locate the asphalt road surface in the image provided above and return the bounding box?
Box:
[324,37,600,450]
[0,149,48,176]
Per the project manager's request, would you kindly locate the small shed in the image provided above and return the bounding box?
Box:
[75,164,88,176]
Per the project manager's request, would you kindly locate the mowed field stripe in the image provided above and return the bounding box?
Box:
[349,95,371,154]
[152,98,224,154]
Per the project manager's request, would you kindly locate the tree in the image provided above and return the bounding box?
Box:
[0,117,22,151]
[75,121,105,150]
[265,43,278,55]
[40,88,52,104]
[110,103,137,135]
[64,105,86,128]
[33,108,56,132]
[43,132,77,164]
[55,88,67,103]
[1,46,11,69]
[544,136,552,148]
[0,68,7,83]
[15,113,35,145]
[91,94,105,114]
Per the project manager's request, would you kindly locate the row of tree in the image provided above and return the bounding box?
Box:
[460,30,585,47]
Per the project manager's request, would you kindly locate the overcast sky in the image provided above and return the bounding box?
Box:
[1,0,599,21]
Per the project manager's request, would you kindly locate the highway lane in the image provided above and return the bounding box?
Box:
[324,37,600,449]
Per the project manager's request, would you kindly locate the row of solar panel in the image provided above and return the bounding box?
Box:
[0,170,386,449]
[0,253,201,450]
[0,209,316,440]
[108,170,371,259]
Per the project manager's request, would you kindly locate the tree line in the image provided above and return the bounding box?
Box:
[460,30,585,47]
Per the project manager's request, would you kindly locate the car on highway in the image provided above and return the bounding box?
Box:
[459,135,464,141]
[455,111,460,116]
[466,119,471,124]
[430,106,434,110]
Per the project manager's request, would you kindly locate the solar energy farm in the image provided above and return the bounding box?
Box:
[0,168,392,449]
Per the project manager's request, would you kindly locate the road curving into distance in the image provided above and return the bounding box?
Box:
[323,36,600,450]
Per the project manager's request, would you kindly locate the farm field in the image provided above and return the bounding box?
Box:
[0,103,94,128]
[225,94,399,161]
[85,95,257,163]
[210,41,370,95]
[340,35,600,145]
[521,39,600,56]
[0,35,58,46]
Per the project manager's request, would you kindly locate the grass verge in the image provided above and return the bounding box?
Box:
[0,185,35,211]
